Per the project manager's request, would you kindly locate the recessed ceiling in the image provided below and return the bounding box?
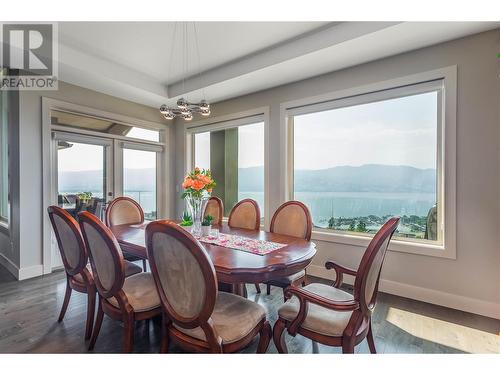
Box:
[56,21,500,109]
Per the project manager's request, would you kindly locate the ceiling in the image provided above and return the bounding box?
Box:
[57,21,500,109]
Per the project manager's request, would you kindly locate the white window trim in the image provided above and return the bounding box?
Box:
[42,97,171,274]
[280,66,457,259]
[184,107,270,228]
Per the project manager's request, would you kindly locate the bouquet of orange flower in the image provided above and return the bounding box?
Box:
[181,167,216,199]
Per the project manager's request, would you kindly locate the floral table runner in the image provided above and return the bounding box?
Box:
[199,233,287,255]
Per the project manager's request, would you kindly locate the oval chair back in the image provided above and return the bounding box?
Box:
[105,197,144,227]
[204,196,224,226]
[354,217,400,315]
[78,211,126,299]
[47,205,88,276]
[228,199,260,230]
[270,201,312,241]
[146,221,218,336]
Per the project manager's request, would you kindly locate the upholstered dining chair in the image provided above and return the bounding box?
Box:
[146,220,272,353]
[204,196,224,226]
[105,196,147,271]
[47,206,142,341]
[273,217,400,354]
[265,201,313,299]
[228,198,262,293]
[78,211,161,353]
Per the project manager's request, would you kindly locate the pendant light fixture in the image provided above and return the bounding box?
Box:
[160,22,210,121]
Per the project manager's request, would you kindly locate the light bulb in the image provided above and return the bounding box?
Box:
[177,98,189,110]
[183,113,193,121]
[163,112,175,120]
[201,109,211,117]
[159,104,170,115]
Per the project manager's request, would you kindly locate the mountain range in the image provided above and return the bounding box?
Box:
[239,164,436,193]
[59,164,436,194]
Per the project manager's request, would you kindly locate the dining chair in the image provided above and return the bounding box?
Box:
[273,217,400,354]
[146,220,272,353]
[228,198,262,293]
[204,196,224,226]
[47,206,142,341]
[105,196,147,271]
[265,201,313,300]
[78,211,161,353]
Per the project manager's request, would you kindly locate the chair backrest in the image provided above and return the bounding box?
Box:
[204,196,224,226]
[228,199,260,230]
[47,206,88,276]
[78,211,125,298]
[105,196,144,227]
[270,201,312,241]
[354,217,400,313]
[146,221,217,329]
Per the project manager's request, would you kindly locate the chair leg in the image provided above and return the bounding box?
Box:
[254,283,261,293]
[272,318,288,353]
[256,321,272,353]
[58,280,72,322]
[122,314,135,353]
[367,320,377,354]
[266,283,271,295]
[342,338,355,354]
[84,289,96,340]
[142,259,147,272]
[160,314,169,354]
[88,299,104,351]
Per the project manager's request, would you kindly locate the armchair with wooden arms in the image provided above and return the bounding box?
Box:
[272,217,400,354]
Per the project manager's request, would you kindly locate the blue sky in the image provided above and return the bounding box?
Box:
[294,91,438,170]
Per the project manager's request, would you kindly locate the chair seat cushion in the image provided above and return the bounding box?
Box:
[278,283,354,337]
[174,291,266,344]
[107,272,160,312]
[270,270,305,285]
[73,260,142,283]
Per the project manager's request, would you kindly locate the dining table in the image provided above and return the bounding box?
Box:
[110,221,317,296]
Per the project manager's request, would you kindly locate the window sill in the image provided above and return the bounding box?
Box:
[311,229,455,259]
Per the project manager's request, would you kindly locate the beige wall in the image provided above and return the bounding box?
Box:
[5,81,171,278]
[175,29,500,318]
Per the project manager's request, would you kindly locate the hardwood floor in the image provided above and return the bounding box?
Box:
[0,264,499,354]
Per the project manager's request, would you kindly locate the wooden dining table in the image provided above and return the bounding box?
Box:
[110,221,316,296]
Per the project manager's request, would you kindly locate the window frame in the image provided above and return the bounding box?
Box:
[281,66,457,259]
[184,107,270,227]
[0,86,8,231]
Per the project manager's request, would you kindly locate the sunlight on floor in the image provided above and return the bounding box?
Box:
[386,307,500,353]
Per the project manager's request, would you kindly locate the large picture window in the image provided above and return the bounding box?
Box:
[289,81,443,244]
[192,119,265,216]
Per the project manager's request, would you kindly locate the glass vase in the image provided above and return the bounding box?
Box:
[186,195,209,237]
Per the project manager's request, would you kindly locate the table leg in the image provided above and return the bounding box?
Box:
[231,283,248,297]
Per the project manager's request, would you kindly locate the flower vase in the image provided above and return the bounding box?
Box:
[186,195,209,237]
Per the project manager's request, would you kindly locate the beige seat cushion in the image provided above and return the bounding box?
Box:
[107,272,160,312]
[174,291,266,344]
[271,270,305,285]
[278,283,354,337]
[73,260,142,283]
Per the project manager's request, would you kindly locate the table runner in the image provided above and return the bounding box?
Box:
[199,233,287,255]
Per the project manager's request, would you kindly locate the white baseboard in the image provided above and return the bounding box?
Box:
[18,264,44,280]
[0,253,45,280]
[307,265,500,320]
[0,252,19,278]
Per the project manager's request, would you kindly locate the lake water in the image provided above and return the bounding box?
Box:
[239,191,435,226]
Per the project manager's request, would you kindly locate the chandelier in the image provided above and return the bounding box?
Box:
[160,98,210,121]
[160,23,210,121]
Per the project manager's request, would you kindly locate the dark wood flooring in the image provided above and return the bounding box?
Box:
[0,264,499,354]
